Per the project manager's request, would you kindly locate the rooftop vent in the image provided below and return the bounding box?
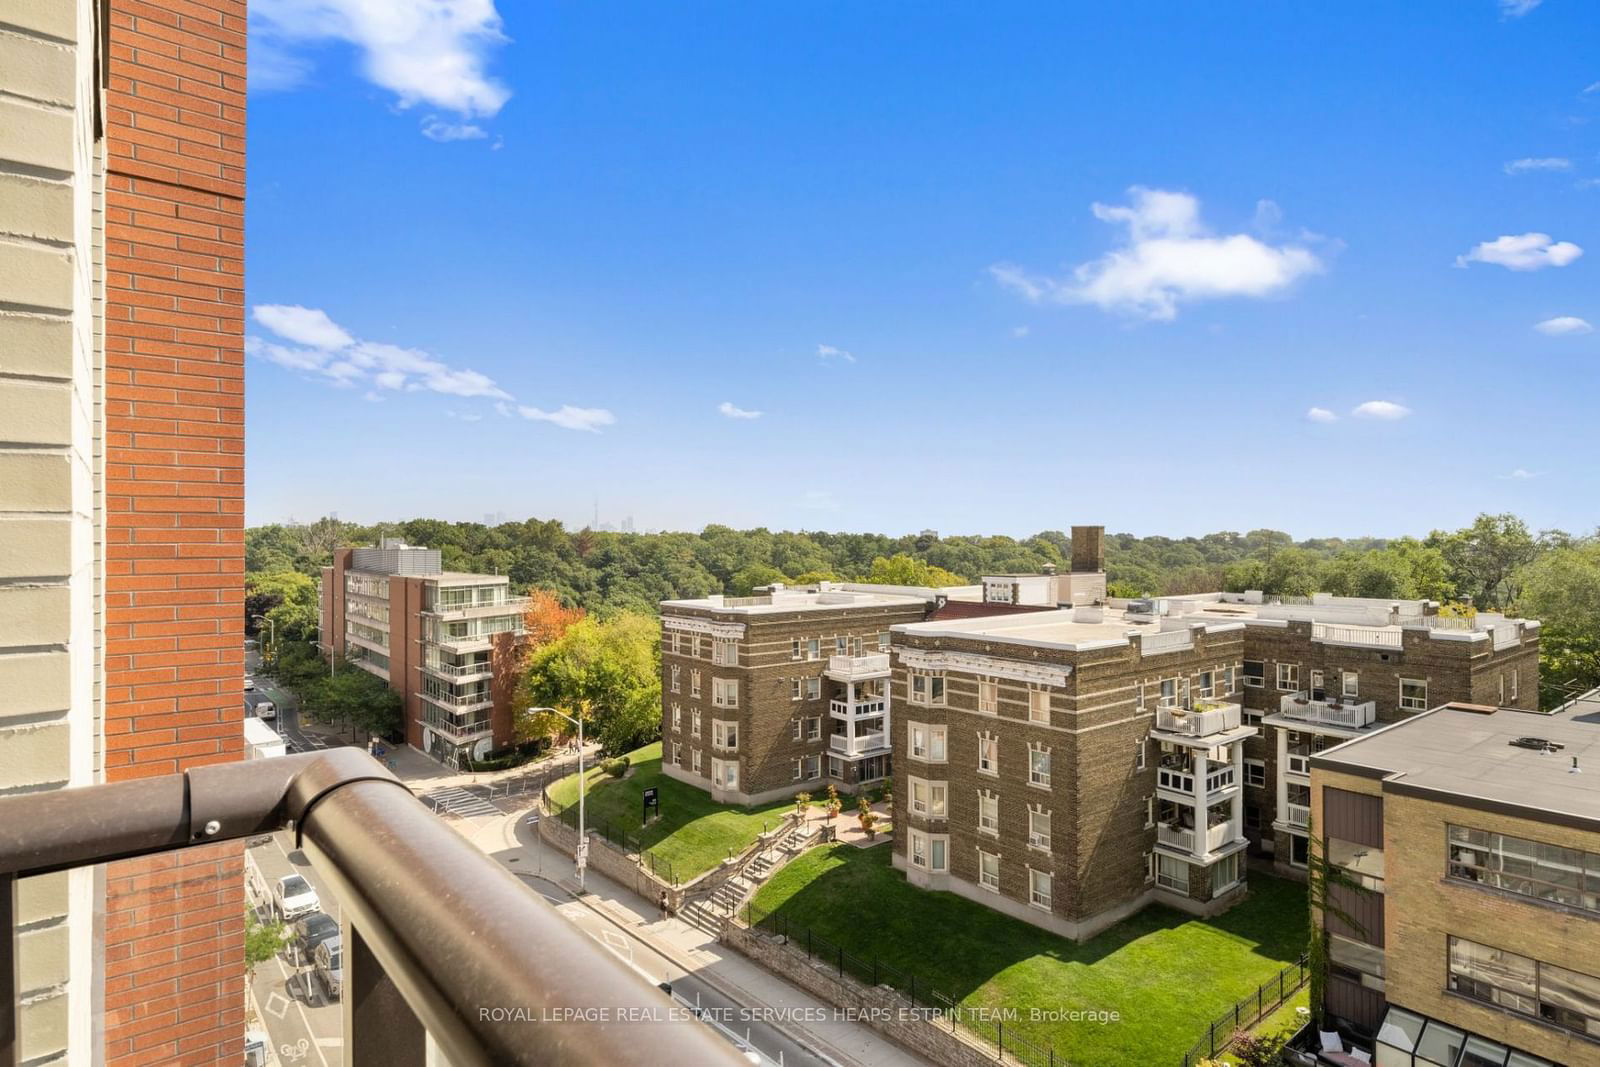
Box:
[1509,737,1566,754]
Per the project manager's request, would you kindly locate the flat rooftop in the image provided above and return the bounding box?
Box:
[661,588,935,615]
[896,605,1243,652]
[1313,693,1600,827]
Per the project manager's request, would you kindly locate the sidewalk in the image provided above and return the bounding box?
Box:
[458,803,932,1067]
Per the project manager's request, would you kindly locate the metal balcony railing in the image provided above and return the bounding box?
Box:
[0,751,745,1067]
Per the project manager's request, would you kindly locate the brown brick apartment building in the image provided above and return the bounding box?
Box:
[1144,594,1540,878]
[320,540,528,767]
[888,604,1256,940]
[1309,696,1599,1067]
[2,0,248,1060]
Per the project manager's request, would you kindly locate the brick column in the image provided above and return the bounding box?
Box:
[101,0,246,1062]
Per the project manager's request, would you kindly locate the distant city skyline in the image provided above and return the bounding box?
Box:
[246,3,1599,537]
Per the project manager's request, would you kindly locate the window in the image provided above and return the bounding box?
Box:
[1245,804,1261,832]
[1329,934,1385,993]
[804,677,820,700]
[1212,852,1240,891]
[1511,668,1520,701]
[1276,663,1298,691]
[978,850,1000,891]
[691,709,701,737]
[1028,869,1052,910]
[978,792,999,836]
[1242,706,1263,727]
[792,718,803,740]
[1155,853,1189,892]
[1448,824,1600,915]
[791,679,803,702]
[790,638,802,661]
[666,632,679,655]
[909,830,948,872]
[1159,678,1179,707]
[690,670,702,698]
[1028,687,1050,723]
[1245,759,1266,788]
[805,638,820,661]
[712,639,738,666]
[909,723,947,763]
[908,776,947,818]
[1289,833,1309,868]
[977,734,998,776]
[1341,670,1360,699]
[1309,669,1326,701]
[1499,674,1506,705]
[712,758,738,791]
[877,631,891,652]
[1197,670,1215,698]
[825,755,841,778]
[670,665,681,693]
[1400,677,1428,711]
[1145,796,1155,829]
[978,679,998,714]
[712,677,737,707]
[910,672,945,705]
[792,677,820,701]
[1445,937,1600,1040]
[806,716,821,741]
[671,741,681,765]
[1223,666,1235,694]
[1328,837,1385,891]
[1028,745,1051,788]
[690,635,703,659]
[672,704,681,730]
[691,749,702,773]
[1243,660,1265,688]
[712,720,738,751]
[1027,808,1051,850]
[1134,738,1146,771]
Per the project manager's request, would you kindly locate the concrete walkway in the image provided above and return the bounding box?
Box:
[454,801,933,1067]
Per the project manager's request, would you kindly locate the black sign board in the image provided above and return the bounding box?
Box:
[642,786,660,822]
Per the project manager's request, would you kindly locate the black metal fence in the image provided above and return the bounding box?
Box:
[745,904,1065,1067]
[546,791,680,887]
[1178,954,1310,1067]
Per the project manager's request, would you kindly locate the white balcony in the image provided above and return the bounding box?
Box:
[1157,762,1237,798]
[423,689,493,711]
[1311,622,1402,649]
[830,732,887,756]
[419,715,492,741]
[428,596,530,620]
[1276,693,1376,731]
[1284,802,1311,828]
[1157,820,1239,856]
[1139,629,1194,656]
[423,659,494,680]
[825,653,891,682]
[829,697,887,720]
[1156,703,1242,738]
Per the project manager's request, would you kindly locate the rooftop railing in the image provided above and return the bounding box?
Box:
[0,751,744,1067]
[1311,622,1403,649]
[1276,692,1377,730]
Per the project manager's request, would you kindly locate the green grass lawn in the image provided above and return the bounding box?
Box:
[749,842,1308,1066]
[545,742,792,881]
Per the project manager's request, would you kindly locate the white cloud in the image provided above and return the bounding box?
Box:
[1500,0,1541,16]
[421,117,488,142]
[252,304,355,349]
[249,302,522,407]
[1306,406,1338,423]
[1500,468,1540,480]
[1010,325,1030,338]
[990,187,1323,321]
[1585,82,1600,94]
[517,405,616,433]
[250,0,511,133]
[1534,315,1594,335]
[1455,232,1583,271]
[1351,400,1412,420]
[1578,178,1600,190]
[717,402,762,420]
[816,343,855,363]
[1503,157,1571,174]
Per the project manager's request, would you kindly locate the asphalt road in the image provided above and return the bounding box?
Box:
[246,645,336,755]
[247,831,345,1067]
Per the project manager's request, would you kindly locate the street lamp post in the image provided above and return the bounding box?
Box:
[250,614,276,671]
[528,706,587,891]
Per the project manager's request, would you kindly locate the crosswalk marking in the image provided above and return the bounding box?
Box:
[421,786,501,817]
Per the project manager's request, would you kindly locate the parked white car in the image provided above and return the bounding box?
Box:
[273,873,319,922]
[244,675,255,691]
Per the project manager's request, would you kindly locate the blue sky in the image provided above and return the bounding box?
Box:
[245,1,1599,539]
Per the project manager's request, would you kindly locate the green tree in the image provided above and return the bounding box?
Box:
[245,910,288,979]
[245,570,320,657]
[517,613,662,754]
[729,563,788,596]
[1428,513,1541,610]
[864,553,965,587]
[1519,540,1600,706]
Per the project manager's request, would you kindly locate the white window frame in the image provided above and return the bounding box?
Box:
[1245,758,1266,788]
[1144,796,1155,829]
[804,676,821,701]
[671,740,681,766]
[712,720,738,752]
[977,791,999,837]
[712,639,738,667]
[711,757,738,791]
[1224,666,1236,694]
[1155,852,1188,892]
[1341,670,1360,699]
[1159,678,1179,708]
[977,733,998,777]
[978,679,999,715]
[790,638,802,661]
[1212,852,1241,893]
[1399,677,1428,711]
[712,677,738,708]
[978,849,1000,892]
[1197,670,1214,698]
[1027,687,1050,723]
[1028,744,1051,789]
[690,669,702,698]
[908,776,947,818]
[670,664,681,693]
[691,749,702,774]
[805,638,820,661]
[691,709,701,738]
[1027,808,1051,851]
[806,716,821,741]
[1028,868,1052,910]
[1134,737,1146,772]
[791,718,802,740]
[1510,668,1519,701]
[791,679,804,702]
[1276,663,1298,692]
[1243,660,1265,689]
[877,631,891,651]
[909,830,948,872]
[672,704,681,730]
[909,722,947,763]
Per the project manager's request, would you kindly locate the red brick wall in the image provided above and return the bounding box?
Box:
[103,0,246,1061]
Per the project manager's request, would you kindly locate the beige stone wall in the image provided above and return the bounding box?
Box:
[1382,789,1600,1064]
[1,0,104,1061]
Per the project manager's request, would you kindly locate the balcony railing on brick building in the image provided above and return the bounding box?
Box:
[0,751,744,1067]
